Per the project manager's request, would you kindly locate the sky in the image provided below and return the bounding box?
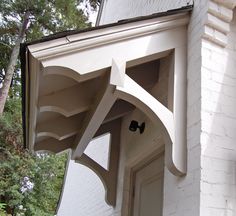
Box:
[78,1,99,26]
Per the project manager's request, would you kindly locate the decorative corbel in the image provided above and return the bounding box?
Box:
[75,119,121,206]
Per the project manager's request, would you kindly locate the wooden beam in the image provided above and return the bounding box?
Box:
[38,85,91,117]
[71,80,117,159]
[34,136,74,153]
[76,119,121,206]
[36,100,134,142]
[36,113,85,140]
[171,46,187,175]
[38,78,101,117]
[115,74,174,143]
[72,58,126,159]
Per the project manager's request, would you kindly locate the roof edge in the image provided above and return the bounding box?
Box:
[27,9,192,60]
[21,5,192,150]
[23,5,193,48]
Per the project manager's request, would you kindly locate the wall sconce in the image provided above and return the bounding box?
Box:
[129,120,145,134]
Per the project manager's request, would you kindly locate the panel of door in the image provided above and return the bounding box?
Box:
[133,154,164,216]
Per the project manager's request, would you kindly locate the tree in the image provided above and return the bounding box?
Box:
[0,98,68,215]
[0,0,100,215]
[0,0,98,114]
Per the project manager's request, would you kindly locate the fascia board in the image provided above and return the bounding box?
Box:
[28,13,190,60]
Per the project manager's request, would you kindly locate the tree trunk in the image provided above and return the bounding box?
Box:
[0,11,30,114]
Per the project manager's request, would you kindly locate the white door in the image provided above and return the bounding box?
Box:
[133,155,164,216]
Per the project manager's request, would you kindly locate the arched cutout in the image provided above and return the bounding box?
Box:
[38,78,103,117]
[43,65,106,83]
[60,160,113,215]
[115,74,185,176]
[76,154,110,203]
[43,66,82,83]
[36,113,85,141]
[34,136,74,154]
[36,132,62,141]
[38,106,73,117]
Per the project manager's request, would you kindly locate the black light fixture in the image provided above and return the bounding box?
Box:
[129,120,145,134]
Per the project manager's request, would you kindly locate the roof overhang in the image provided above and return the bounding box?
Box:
[22,7,191,187]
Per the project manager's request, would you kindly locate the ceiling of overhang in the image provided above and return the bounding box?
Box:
[23,9,190,179]
[34,59,160,153]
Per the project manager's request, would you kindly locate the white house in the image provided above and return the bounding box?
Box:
[21,0,236,215]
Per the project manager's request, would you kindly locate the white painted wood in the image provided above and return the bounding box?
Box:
[77,153,109,190]
[28,13,189,59]
[40,27,187,76]
[114,75,188,175]
[115,75,174,142]
[36,101,134,142]
[98,0,193,25]
[28,54,40,152]
[43,66,81,82]
[76,119,121,206]
[172,46,187,174]
[133,155,164,216]
[43,65,105,83]
[72,77,117,159]
[36,114,84,141]
[35,136,74,153]
[121,143,165,216]
[72,57,126,159]
[38,84,92,117]
[25,12,189,177]
[110,58,126,87]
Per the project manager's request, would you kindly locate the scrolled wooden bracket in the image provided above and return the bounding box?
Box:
[75,119,121,206]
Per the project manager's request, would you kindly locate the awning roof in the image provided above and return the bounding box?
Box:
[21,6,192,184]
[21,5,192,48]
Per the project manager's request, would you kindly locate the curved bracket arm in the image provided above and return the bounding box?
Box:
[115,74,186,176]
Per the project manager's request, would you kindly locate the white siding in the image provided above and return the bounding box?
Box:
[99,0,193,25]
[57,135,114,216]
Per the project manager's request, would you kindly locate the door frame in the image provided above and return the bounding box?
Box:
[121,144,165,216]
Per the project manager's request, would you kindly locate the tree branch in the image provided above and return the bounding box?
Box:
[0,42,12,49]
[0,11,30,114]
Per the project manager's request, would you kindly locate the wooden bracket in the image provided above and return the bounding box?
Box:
[75,119,121,206]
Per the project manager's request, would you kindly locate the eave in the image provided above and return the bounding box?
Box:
[21,6,192,205]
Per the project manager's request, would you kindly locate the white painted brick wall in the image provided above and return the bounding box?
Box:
[99,0,194,25]
[163,0,206,215]
[200,7,236,216]
[164,2,236,216]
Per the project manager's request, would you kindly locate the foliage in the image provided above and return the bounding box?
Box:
[0,202,8,216]
[0,98,68,216]
[0,0,90,38]
[0,0,99,84]
[0,0,99,214]
[0,0,98,113]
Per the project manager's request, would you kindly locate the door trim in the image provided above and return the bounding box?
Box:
[121,144,165,216]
